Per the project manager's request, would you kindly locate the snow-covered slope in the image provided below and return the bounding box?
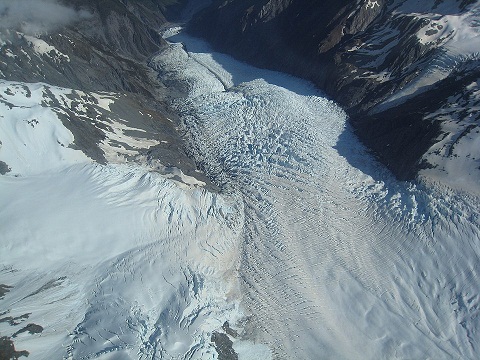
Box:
[1,1,248,358]
[0,163,245,358]
[353,0,480,192]
[0,78,257,358]
[0,80,195,173]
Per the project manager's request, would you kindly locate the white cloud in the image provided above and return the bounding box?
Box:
[0,0,91,34]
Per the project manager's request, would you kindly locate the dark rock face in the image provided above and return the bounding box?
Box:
[0,336,29,360]
[12,323,44,338]
[188,0,480,181]
[0,161,11,175]
[0,284,13,299]
[211,332,238,360]
[189,0,354,81]
[1,0,168,93]
[189,0,387,85]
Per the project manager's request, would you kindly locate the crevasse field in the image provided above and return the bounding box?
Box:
[1,26,480,359]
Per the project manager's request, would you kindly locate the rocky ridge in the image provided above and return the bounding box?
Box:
[0,0,209,181]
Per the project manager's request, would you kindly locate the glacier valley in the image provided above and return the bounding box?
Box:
[1,26,480,360]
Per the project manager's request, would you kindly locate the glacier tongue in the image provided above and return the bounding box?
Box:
[154,29,480,359]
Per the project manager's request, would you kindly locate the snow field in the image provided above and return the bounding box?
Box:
[0,81,90,174]
[23,34,70,62]
[0,160,248,359]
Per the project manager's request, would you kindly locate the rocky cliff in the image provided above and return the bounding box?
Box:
[189,0,480,186]
[1,0,172,93]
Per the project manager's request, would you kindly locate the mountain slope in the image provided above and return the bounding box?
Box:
[0,0,201,177]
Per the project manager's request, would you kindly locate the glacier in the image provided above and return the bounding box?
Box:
[0,25,479,360]
[153,29,480,359]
